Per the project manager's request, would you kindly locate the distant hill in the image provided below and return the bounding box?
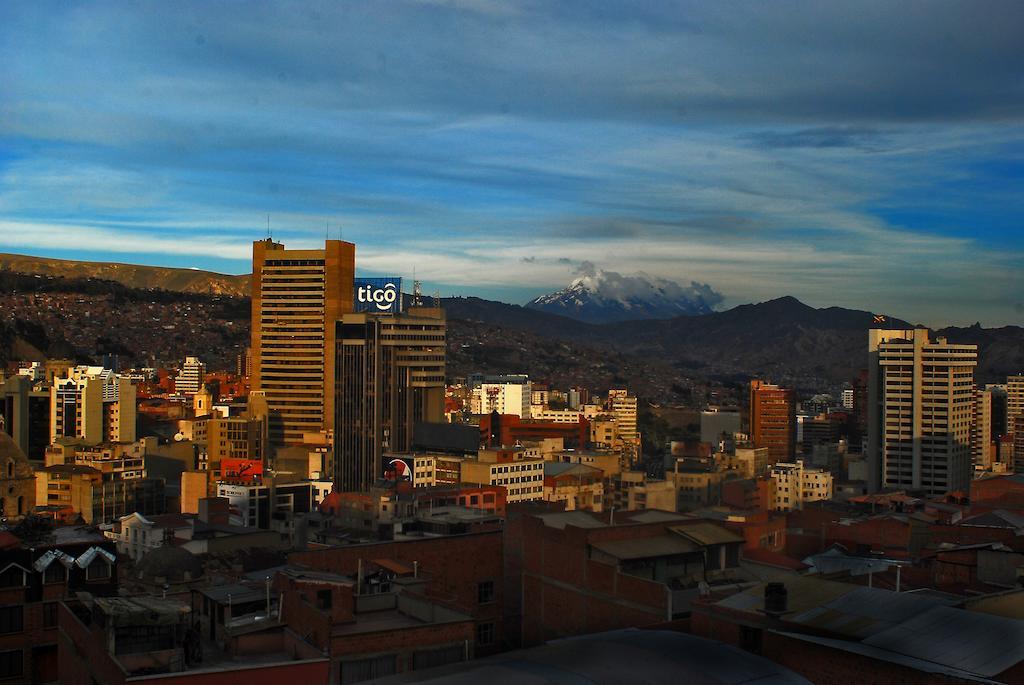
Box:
[0,253,250,297]
[1,252,1021,395]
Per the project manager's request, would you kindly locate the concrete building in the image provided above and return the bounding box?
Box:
[250,238,355,447]
[334,307,446,491]
[50,367,136,445]
[611,471,676,512]
[0,431,36,521]
[471,379,531,418]
[1008,374,1024,428]
[973,388,994,471]
[175,356,205,396]
[867,329,977,496]
[701,408,742,445]
[0,374,50,462]
[769,460,833,511]
[38,440,164,524]
[749,381,796,463]
[460,448,544,503]
[542,462,604,512]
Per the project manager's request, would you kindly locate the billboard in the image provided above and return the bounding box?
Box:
[355,278,402,314]
[221,458,263,480]
[383,456,415,485]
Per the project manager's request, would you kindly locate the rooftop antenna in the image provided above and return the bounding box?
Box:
[413,279,423,308]
[325,219,329,242]
[266,215,271,240]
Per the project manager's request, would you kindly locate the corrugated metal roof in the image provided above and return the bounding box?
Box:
[863,606,1024,677]
[536,511,606,530]
[671,522,744,546]
[543,462,601,477]
[591,535,697,561]
[791,587,957,639]
[774,631,1000,684]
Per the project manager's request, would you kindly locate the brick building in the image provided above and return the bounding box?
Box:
[289,530,504,654]
[0,525,118,684]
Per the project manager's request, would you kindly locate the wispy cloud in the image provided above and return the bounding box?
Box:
[0,1,1022,326]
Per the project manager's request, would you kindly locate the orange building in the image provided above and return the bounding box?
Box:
[251,239,355,446]
[749,380,796,463]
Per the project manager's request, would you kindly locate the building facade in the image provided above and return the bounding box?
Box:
[868,329,977,496]
[334,308,446,492]
[250,239,356,447]
[749,381,796,463]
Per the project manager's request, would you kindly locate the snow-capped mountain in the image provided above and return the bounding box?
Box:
[526,264,724,324]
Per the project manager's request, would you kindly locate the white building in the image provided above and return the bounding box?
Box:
[471,380,532,417]
[770,460,833,511]
[177,356,206,396]
[529,406,584,423]
[841,388,855,410]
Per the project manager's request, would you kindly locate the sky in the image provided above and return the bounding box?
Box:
[1,1,1022,327]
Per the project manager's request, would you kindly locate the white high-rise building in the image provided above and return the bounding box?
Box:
[867,329,977,496]
[177,356,205,396]
[471,379,532,417]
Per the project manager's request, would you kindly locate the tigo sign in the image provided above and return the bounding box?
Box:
[355,278,402,313]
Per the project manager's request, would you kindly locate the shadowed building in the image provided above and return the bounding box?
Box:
[749,381,796,464]
[334,307,446,491]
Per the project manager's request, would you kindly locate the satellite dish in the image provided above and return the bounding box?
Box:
[173,433,185,442]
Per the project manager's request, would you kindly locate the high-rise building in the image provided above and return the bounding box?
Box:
[1007,374,1024,428]
[867,329,976,496]
[176,356,205,395]
[769,460,833,511]
[0,374,50,461]
[988,384,1009,438]
[334,307,446,491]
[50,367,136,445]
[471,379,532,417]
[250,239,355,447]
[749,381,796,463]
[972,388,993,471]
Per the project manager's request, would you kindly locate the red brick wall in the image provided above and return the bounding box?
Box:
[288,532,503,649]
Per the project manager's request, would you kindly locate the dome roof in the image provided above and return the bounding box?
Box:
[136,545,204,583]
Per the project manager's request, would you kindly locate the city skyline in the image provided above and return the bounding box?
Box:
[2,2,1023,328]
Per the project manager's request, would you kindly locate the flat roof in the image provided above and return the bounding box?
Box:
[591,535,697,561]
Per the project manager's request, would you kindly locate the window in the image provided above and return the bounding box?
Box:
[477,580,494,604]
[476,622,495,646]
[42,603,58,628]
[0,606,23,635]
[340,655,396,684]
[0,650,21,678]
[316,589,332,610]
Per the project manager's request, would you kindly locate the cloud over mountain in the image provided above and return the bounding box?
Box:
[527,262,724,324]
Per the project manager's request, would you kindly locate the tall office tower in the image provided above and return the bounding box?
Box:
[176,356,205,395]
[251,239,355,447]
[867,329,977,496]
[987,384,1009,438]
[334,307,446,491]
[1007,375,1024,428]
[972,388,993,470]
[50,367,136,444]
[749,380,796,464]
[0,375,50,461]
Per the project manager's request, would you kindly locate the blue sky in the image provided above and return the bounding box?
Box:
[1,1,1022,326]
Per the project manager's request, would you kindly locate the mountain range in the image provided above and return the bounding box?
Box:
[0,254,1021,394]
[526,265,724,323]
